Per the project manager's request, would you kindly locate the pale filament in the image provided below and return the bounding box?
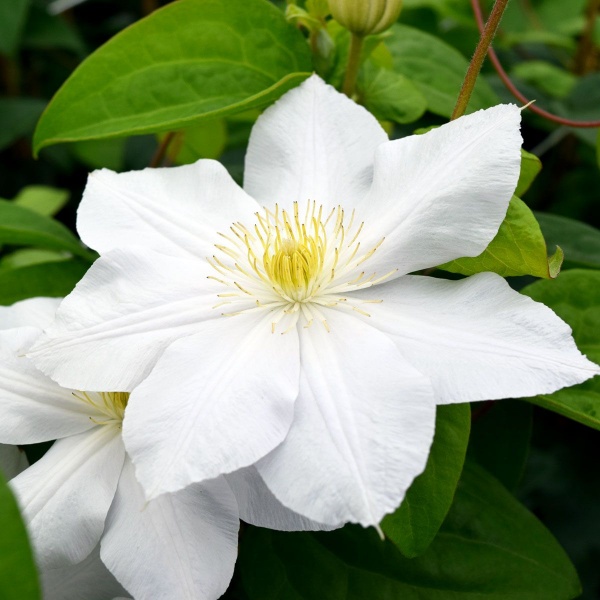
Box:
[207,201,395,332]
[72,391,129,426]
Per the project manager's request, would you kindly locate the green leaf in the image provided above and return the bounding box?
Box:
[240,462,580,599]
[160,119,228,165]
[0,200,90,259]
[0,98,46,151]
[536,212,600,270]
[439,196,562,279]
[511,61,576,100]
[385,24,499,117]
[468,400,532,491]
[0,0,31,56]
[33,0,312,154]
[359,62,427,125]
[515,149,542,197]
[0,248,69,270]
[522,269,600,430]
[11,185,69,217]
[0,471,40,600]
[0,259,90,306]
[70,138,126,171]
[381,403,470,557]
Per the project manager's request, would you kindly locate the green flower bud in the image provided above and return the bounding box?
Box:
[328,0,402,36]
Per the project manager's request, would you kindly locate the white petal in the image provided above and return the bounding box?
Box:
[42,544,128,600]
[353,273,600,403]
[11,427,125,569]
[0,444,28,479]
[226,465,335,531]
[0,328,96,444]
[30,247,219,390]
[360,104,522,276]
[257,310,436,527]
[123,311,299,499]
[100,460,238,600]
[78,159,259,257]
[244,74,387,210]
[0,297,61,331]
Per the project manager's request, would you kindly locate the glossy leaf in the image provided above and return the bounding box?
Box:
[33,0,312,154]
[0,472,40,600]
[439,196,562,279]
[0,248,69,271]
[359,62,427,125]
[469,400,532,491]
[240,462,580,599]
[382,403,470,557]
[11,185,69,217]
[522,269,600,430]
[535,212,600,269]
[385,24,499,117]
[0,259,90,305]
[515,149,542,197]
[0,200,91,259]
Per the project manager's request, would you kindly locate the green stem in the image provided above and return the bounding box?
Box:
[342,33,364,98]
[451,0,509,120]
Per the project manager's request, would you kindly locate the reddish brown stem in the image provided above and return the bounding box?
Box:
[471,0,600,128]
[149,131,176,168]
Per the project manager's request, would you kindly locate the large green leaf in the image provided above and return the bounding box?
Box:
[0,200,92,259]
[359,62,427,125]
[515,149,542,197]
[385,24,499,117]
[0,472,40,600]
[535,212,600,270]
[0,0,31,56]
[381,403,470,557]
[468,400,532,491]
[439,196,563,279]
[33,0,312,154]
[522,269,600,430]
[0,259,90,305]
[11,185,69,217]
[240,462,580,599]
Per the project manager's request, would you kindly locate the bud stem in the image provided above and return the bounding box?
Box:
[342,33,364,98]
[451,0,509,120]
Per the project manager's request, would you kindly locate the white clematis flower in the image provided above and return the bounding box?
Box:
[1,297,319,600]
[31,75,599,527]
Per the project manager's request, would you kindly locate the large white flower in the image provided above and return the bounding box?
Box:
[1,297,320,600]
[31,75,599,527]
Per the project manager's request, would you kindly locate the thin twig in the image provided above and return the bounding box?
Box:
[149,131,176,168]
[471,0,600,128]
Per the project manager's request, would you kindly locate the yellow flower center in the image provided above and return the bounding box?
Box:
[262,204,326,301]
[208,201,394,332]
[73,391,129,427]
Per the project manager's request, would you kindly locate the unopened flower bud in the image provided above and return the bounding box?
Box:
[329,0,402,36]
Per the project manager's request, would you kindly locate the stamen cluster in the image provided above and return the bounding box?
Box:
[208,201,394,331]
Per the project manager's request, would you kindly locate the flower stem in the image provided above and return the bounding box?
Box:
[149,131,176,168]
[451,0,509,120]
[342,33,364,98]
